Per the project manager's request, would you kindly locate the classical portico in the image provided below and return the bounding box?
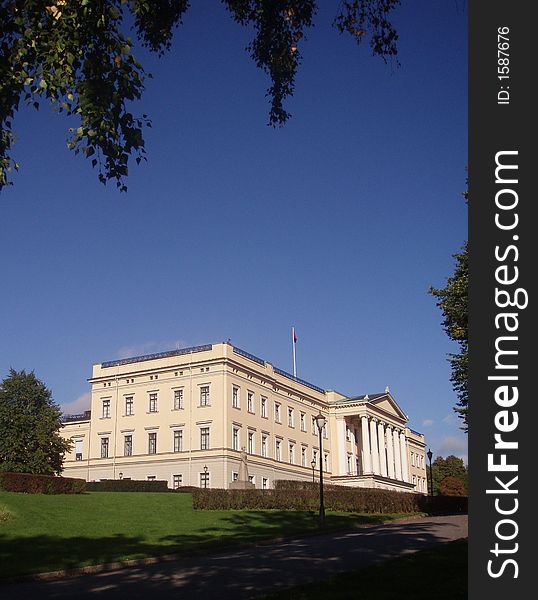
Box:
[327,390,422,492]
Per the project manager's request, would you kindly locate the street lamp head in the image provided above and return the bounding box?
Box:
[311,458,316,469]
[427,449,433,462]
[203,465,208,474]
[119,472,123,480]
[315,412,327,430]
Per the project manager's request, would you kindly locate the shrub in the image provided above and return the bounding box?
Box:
[439,476,467,496]
[419,495,468,515]
[0,471,86,494]
[86,479,169,492]
[193,486,425,513]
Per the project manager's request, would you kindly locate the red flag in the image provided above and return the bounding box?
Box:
[293,329,297,344]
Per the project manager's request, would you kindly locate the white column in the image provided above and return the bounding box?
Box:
[369,418,380,475]
[393,428,402,480]
[350,425,357,475]
[360,416,372,474]
[377,421,387,477]
[386,425,395,479]
[336,417,347,475]
[400,431,409,482]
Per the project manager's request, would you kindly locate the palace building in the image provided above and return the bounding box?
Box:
[61,342,427,493]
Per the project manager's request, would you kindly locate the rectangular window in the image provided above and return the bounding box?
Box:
[261,434,268,457]
[102,399,110,419]
[300,412,306,431]
[173,474,183,489]
[247,392,254,413]
[288,407,294,428]
[313,449,318,467]
[124,435,132,456]
[324,453,329,472]
[232,472,238,482]
[74,439,83,461]
[248,431,254,454]
[125,396,134,416]
[148,432,157,454]
[262,477,268,490]
[173,389,184,410]
[147,475,156,481]
[346,427,350,441]
[149,393,158,413]
[275,439,282,461]
[174,429,183,452]
[232,386,240,408]
[312,416,317,435]
[200,427,210,450]
[200,386,210,406]
[323,425,328,439]
[275,402,281,423]
[232,427,240,451]
[301,446,307,467]
[200,471,210,488]
[289,443,295,464]
[248,475,255,485]
[100,437,109,458]
[261,397,267,418]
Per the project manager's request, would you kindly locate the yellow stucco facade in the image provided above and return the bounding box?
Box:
[61,342,427,493]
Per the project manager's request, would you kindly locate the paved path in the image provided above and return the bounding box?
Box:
[3,515,467,599]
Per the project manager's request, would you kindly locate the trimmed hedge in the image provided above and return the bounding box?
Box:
[421,495,468,515]
[193,487,424,513]
[0,472,86,494]
[193,483,468,515]
[86,479,169,492]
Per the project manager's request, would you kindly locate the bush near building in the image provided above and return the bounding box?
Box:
[86,479,168,492]
[0,472,85,494]
[193,481,468,514]
[193,486,422,513]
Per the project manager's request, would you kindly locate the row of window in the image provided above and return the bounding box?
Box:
[99,427,210,458]
[410,451,425,469]
[101,386,209,418]
[232,387,328,438]
[412,475,427,492]
[98,427,329,470]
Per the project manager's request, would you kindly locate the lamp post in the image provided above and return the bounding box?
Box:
[311,458,316,485]
[315,412,326,527]
[427,449,433,497]
[203,465,209,489]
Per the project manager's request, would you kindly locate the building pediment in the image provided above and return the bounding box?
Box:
[368,394,408,421]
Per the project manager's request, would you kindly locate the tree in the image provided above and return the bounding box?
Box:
[430,239,468,431]
[0,368,72,475]
[0,1,400,191]
[439,475,466,497]
[431,455,467,496]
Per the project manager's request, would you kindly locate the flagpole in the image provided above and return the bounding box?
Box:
[292,326,297,379]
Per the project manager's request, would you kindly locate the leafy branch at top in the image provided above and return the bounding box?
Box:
[0,0,400,192]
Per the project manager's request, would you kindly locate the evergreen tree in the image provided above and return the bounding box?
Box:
[430,241,468,431]
[0,369,72,475]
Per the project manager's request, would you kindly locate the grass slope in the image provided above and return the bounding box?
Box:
[0,491,412,579]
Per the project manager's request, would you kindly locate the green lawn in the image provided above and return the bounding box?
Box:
[262,539,468,599]
[0,491,413,579]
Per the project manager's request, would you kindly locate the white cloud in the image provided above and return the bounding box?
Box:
[436,435,468,465]
[60,392,91,415]
[422,419,434,427]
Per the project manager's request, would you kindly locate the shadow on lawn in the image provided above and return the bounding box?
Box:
[0,513,467,599]
[0,511,389,580]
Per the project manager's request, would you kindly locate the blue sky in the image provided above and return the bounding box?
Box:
[0,2,467,462]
